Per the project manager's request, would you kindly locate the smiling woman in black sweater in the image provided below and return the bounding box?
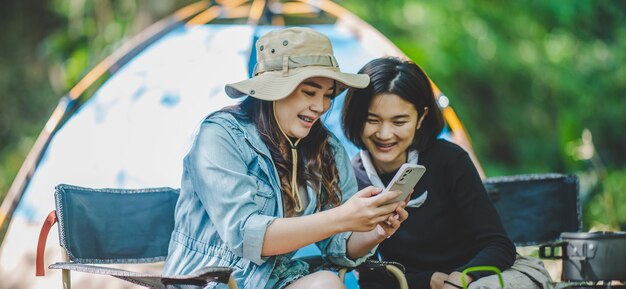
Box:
[342,57,530,289]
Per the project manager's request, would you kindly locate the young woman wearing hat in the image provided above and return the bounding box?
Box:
[162,28,410,289]
[341,57,549,289]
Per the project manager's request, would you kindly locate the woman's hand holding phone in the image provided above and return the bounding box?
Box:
[341,187,410,259]
[337,186,406,232]
[371,163,423,238]
[375,195,410,239]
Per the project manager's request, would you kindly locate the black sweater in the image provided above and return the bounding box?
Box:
[354,139,515,289]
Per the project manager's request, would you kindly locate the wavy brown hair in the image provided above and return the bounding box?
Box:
[225,97,342,216]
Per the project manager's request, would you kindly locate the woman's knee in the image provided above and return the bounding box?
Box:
[309,271,345,288]
[288,270,345,289]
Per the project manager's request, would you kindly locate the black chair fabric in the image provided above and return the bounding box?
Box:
[483,173,581,246]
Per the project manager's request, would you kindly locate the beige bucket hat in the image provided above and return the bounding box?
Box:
[225,27,370,100]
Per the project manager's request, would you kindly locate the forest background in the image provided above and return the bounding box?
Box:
[1,0,625,233]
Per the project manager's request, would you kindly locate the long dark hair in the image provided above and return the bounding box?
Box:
[342,57,444,152]
[226,97,342,216]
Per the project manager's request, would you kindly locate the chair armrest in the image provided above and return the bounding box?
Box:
[50,263,234,289]
[161,266,234,287]
[295,256,407,274]
[36,210,58,276]
[358,259,406,273]
[357,260,408,289]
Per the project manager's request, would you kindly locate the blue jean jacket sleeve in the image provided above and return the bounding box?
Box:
[316,136,377,267]
[187,122,276,265]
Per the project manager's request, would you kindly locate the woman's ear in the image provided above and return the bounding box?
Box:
[416,107,429,130]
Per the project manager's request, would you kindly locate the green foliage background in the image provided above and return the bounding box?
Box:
[1,0,625,230]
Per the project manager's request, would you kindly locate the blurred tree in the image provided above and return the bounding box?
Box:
[0,0,59,198]
[0,0,194,200]
[344,0,626,177]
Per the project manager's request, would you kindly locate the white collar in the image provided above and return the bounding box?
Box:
[359,150,419,188]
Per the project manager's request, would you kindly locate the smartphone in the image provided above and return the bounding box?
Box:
[381,163,426,205]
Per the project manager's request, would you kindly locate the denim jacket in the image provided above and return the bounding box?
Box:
[162,110,374,289]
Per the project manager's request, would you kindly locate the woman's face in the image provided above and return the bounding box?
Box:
[274,77,335,139]
[361,93,426,174]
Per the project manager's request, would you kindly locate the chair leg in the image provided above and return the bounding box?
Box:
[227,275,239,289]
[386,265,408,289]
[62,269,71,289]
[62,249,71,289]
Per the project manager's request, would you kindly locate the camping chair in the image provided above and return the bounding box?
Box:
[485,173,581,288]
[35,184,237,289]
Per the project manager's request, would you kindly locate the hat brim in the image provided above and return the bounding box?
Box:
[225,67,370,101]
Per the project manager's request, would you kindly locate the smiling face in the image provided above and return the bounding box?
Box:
[361,93,427,174]
[274,77,336,139]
